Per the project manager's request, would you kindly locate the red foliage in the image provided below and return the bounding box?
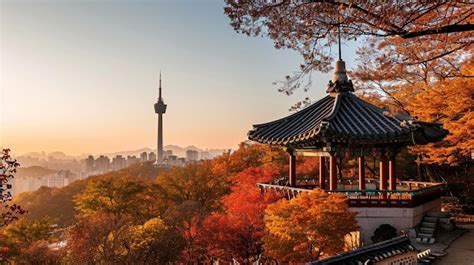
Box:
[200,167,282,263]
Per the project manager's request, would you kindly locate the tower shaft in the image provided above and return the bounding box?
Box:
[157,113,163,164]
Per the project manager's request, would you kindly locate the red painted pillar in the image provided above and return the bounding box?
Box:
[289,153,296,187]
[379,155,388,191]
[319,156,326,190]
[389,155,397,190]
[358,156,366,190]
[329,154,337,191]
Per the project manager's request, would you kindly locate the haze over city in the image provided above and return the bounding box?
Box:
[0,0,359,156]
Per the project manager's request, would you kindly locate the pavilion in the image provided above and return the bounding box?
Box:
[248,56,449,244]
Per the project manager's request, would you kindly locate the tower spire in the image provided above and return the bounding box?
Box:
[159,70,162,100]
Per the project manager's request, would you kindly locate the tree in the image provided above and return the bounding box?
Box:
[3,218,53,246]
[263,189,358,262]
[200,167,282,263]
[406,61,474,168]
[224,1,473,106]
[128,218,183,264]
[157,161,230,213]
[0,149,26,227]
[74,175,162,223]
[2,217,60,264]
[15,240,63,265]
[65,212,131,264]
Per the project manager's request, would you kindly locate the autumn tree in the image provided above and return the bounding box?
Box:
[263,189,358,262]
[0,149,26,227]
[2,217,61,264]
[406,61,474,168]
[225,1,473,99]
[211,142,287,177]
[75,174,162,222]
[128,217,183,264]
[156,161,230,213]
[200,167,282,263]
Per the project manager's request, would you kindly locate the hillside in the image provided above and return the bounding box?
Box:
[11,161,164,227]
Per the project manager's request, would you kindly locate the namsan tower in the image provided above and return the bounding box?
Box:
[154,72,167,165]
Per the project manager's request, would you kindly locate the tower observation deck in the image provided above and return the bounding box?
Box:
[154,72,167,165]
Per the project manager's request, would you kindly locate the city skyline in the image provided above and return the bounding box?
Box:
[1,0,359,155]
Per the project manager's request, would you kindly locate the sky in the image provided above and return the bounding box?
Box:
[1,0,359,156]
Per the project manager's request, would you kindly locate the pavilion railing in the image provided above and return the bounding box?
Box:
[257,181,444,208]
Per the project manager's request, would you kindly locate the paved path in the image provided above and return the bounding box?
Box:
[433,224,474,264]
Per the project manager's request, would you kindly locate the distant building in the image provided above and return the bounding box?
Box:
[164,150,173,159]
[85,155,95,172]
[111,155,126,171]
[140,152,148,162]
[186,150,199,162]
[177,157,186,167]
[95,155,110,173]
[126,155,139,167]
[148,152,157,162]
[167,155,178,166]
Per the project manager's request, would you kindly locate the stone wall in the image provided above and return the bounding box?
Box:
[352,198,442,244]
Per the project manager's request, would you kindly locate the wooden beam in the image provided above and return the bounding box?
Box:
[319,156,326,190]
[329,154,337,190]
[358,156,366,190]
[295,150,331,157]
[289,153,296,187]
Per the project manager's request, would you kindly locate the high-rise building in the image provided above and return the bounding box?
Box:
[85,155,95,173]
[96,155,110,173]
[148,152,157,162]
[186,150,199,162]
[126,155,139,167]
[140,152,148,162]
[164,150,173,159]
[111,155,126,171]
[154,72,167,165]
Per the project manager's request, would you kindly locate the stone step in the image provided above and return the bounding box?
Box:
[416,237,436,244]
[423,216,438,223]
[417,232,435,238]
[439,217,452,224]
[420,227,435,234]
[422,222,437,228]
[426,212,450,218]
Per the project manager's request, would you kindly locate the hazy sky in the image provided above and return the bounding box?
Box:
[1,0,358,155]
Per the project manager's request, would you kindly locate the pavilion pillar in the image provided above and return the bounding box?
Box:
[358,156,366,190]
[319,156,326,190]
[379,154,388,191]
[389,155,397,191]
[329,154,337,191]
[289,152,296,187]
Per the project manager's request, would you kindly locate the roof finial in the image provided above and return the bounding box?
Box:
[326,17,354,94]
[159,70,162,100]
[338,22,342,61]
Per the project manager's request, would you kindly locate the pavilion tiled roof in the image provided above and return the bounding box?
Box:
[310,235,416,265]
[248,60,448,148]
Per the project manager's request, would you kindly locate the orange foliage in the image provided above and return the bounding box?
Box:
[263,189,358,262]
[406,61,474,166]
